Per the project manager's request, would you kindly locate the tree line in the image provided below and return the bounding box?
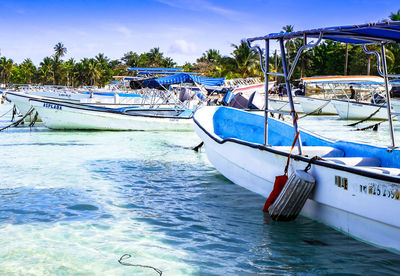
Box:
[0,10,399,87]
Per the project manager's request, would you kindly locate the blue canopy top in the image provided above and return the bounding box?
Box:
[247,21,400,44]
[142,73,225,88]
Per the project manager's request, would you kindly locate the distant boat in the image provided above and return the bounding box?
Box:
[331,98,389,120]
[297,76,388,117]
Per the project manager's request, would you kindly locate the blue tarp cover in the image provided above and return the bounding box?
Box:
[247,21,400,44]
[143,73,225,88]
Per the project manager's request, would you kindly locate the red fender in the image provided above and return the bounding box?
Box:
[263,175,288,212]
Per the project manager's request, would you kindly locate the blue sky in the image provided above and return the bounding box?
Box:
[0,0,398,65]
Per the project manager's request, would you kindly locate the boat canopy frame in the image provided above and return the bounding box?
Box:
[247,21,400,151]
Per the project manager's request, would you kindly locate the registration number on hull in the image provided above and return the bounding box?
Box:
[43,103,62,110]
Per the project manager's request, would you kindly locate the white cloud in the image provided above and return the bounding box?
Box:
[169,40,197,54]
[114,25,133,38]
[156,0,239,18]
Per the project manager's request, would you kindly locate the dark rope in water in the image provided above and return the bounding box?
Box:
[353,121,382,131]
[192,141,204,152]
[0,107,35,132]
[29,112,39,128]
[118,254,162,276]
[11,105,18,121]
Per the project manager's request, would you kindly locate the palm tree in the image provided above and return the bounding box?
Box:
[282,25,295,66]
[64,58,75,86]
[162,57,176,68]
[231,40,259,78]
[19,59,36,83]
[54,42,67,58]
[390,10,400,21]
[95,53,109,68]
[0,57,14,83]
[52,55,62,84]
[147,47,164,67]
[88,59,101,85]
[198,49,222,64]
[122,51,140,67]
[39,57,54,84]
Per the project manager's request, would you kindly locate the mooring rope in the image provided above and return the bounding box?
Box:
[346,102,386,127]
[11,105,18,121]
[118,254,162,276]
[299,100,331,119]
[192,141,204,152]
[0,106,13,119]
[0,107,35,132]
[353,121,383,131]
[28,112,39,128]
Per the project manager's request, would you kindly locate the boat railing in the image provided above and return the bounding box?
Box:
[247,21,400,151]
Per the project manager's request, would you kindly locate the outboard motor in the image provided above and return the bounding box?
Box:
[371,93,385,104]
[247,91,260,110]
[228,93,249,109]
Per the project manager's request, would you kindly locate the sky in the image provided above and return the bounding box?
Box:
[0,0,398,65]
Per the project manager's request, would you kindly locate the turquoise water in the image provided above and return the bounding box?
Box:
[1,102,400,275]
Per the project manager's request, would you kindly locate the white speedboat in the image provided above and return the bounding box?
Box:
[195,21,400,253]
[195,106,400,252]
[331,99,389,120]
[269,98,304,113]
[30,98,193,131]
[296,97,337,115]
[4,90,143,121]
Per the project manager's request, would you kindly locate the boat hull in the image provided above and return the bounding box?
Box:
[296,97,337,115]
[331,99,389,120]
[269,98,304,113]
[30,100,193,131]
[194,106,400,253]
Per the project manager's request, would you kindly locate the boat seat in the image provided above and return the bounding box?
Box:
[323,157,381,167]
[272,146,344,157]
[357,167,400,176]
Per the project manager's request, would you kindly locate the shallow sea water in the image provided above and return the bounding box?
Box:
[0,102,400,275]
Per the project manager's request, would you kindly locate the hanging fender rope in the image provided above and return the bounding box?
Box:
[118,254,162,276]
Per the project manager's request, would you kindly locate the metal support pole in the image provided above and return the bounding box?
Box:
[380,43,396,149]
[279,39,302,155]
[264,39,270,146]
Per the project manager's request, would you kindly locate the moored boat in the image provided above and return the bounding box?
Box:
[30,98,193,131]
[194,21,400,252]
[331,98,389,120]
[296,96,336,115]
